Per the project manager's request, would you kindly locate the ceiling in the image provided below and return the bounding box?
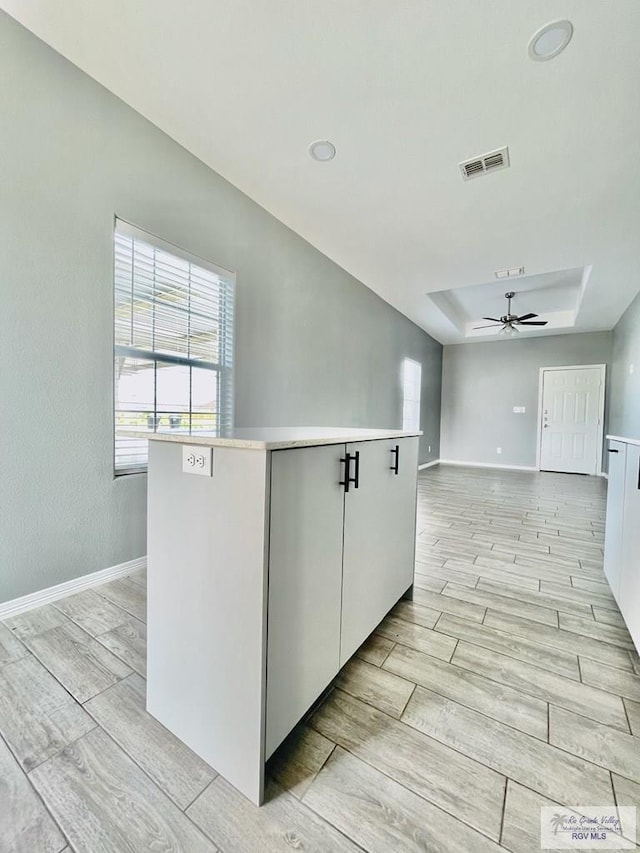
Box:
[4,0,640,344]
[427,266,588,344]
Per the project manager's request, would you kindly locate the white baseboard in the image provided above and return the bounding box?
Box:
[418,459,440,470]
[439,459,538,473]
[0,556,147,621]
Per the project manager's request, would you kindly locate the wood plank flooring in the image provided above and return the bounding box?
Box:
[1,465,639,852]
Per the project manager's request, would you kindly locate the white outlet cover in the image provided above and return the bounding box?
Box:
[513,406,526,414]
[630,364,634,375]
[182,445,213,476]
[496,447,502,454]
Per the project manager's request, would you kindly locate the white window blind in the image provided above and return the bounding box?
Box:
[114,221,234,473]
[402,358,422,431]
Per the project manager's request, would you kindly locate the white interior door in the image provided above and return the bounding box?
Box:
[539,367,603,475]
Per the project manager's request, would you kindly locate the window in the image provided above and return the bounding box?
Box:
[402,358,422,431]
[114,221,234,474]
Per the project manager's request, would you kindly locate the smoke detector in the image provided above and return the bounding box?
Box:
[459,146,510,181]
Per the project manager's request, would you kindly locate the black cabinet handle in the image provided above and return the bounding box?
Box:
[339,454,351,493]
[608,448,619,453]
[637,458,640,490]
[390,444,400,475]
[350,451,360,489]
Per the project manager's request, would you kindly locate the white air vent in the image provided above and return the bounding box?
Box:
[459,146,510,181]
[495,266,524,279]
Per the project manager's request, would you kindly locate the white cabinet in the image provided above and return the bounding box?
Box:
[145,430,419,805]
[603,440,627,600]
[265,444,344,758]
[341,437,418,664]
[265,437,418,756]
[619,444,640,648]
[603,437,640,652]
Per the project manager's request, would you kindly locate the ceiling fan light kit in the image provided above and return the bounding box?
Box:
[473,291,549,336]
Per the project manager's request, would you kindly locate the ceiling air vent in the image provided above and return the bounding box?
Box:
[459,146,510,181]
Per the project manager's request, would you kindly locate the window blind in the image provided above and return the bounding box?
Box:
[114,221,234,474]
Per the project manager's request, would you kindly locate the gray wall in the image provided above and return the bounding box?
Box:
[0,13,441,603]
[610,290,640,440]
[440,332,613,469]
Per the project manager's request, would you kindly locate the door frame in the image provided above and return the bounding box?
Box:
[535,364,606,475]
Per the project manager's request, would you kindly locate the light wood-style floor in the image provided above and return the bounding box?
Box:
[1,465,639,852]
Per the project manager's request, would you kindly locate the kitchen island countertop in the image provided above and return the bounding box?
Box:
[120,426,421,450]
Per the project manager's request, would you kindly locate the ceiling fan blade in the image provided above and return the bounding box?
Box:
[481,317,502,322]
[517,320,548,326]
[473,324,501,329]
[515,312,538,322]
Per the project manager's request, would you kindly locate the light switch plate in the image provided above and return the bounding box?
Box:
[182,445,213,476]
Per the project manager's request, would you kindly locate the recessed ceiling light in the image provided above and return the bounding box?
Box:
[308,140,336,162]
[528,20,573,61]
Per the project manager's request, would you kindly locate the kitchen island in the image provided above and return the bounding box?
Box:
[141,427,421,804]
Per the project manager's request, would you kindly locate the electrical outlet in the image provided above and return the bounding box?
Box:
[513,406,526,414]
[497,447,502,454]
[630,364,635,375]
[182,445,213,476]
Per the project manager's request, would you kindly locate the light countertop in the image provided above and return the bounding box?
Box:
[119,426,422,450]
[606,435,640,447]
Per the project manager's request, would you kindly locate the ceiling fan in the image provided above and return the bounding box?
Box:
[474,291,548,336]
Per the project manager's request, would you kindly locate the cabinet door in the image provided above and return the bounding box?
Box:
[341,437,418,665]
[620,444,640,653]
[603,440,627,603]
[265,443,345,758]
